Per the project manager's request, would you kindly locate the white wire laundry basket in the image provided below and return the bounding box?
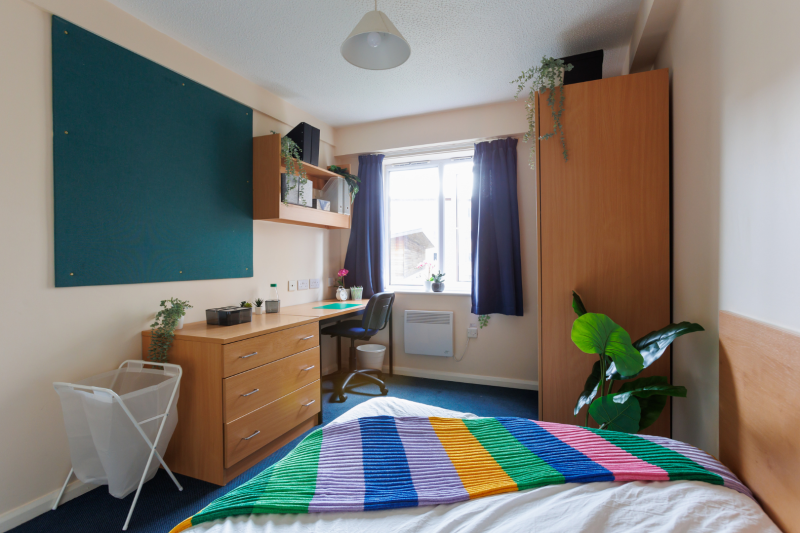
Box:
[52,360,183,530]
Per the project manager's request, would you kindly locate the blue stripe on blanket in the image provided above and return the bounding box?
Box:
[360,416,419,510]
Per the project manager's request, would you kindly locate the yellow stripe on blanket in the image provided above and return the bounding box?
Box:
[429,417,517,498]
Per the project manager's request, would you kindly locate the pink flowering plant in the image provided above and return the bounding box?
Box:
[417,261,434,281]
[336,268,349,287]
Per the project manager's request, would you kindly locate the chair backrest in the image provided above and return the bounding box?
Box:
[361,292,395,331]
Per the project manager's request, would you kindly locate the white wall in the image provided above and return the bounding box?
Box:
[655,0,800,455]
[0,0,343,525]
[333,101,539,390]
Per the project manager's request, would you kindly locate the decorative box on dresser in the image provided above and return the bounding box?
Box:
[141,314,322,485]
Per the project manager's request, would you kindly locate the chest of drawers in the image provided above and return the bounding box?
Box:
[141,314,322,485]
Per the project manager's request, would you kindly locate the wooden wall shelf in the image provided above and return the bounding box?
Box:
[253,134,351,229]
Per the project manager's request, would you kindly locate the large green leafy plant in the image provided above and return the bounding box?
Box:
[512,56,574,166]
[570,292,703,433]
[149,298,192,363]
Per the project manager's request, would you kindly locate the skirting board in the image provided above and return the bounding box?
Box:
[0,478,96,533]
[387,366,538,390]
[323,365,537,390]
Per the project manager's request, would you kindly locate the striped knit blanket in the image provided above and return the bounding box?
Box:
[172,416,750,531]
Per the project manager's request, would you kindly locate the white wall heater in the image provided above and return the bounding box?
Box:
[404,310,454,357]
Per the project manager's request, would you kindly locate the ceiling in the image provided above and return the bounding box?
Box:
[106,0,642,127]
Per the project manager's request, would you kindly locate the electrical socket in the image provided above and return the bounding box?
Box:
[467,327,478,338]
[298,279,309,290]
[288,280,297,292]
[309,278,321,289]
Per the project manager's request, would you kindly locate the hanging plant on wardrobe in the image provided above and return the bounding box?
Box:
[272,130,308,206]
[511,56,574,167]
[148,298,192,363]
[570,292,704,433]
[328,165,361,203]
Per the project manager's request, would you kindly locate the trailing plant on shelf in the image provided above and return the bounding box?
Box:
[328,165,361,204]
[570,291,703,433]
[512,56,574,166]
[272,130,308,206]
[478,315,490,329]
[148,298,192,363]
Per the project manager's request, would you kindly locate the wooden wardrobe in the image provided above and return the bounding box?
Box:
[537,69,671,437]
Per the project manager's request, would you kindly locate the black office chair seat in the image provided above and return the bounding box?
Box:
[321,320,379,339]
[321,292,395,402]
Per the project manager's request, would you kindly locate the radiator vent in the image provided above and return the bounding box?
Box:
[406,311,452,325]
[404,310,454,357]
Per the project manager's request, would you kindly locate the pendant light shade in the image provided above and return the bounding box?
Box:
[341,8,410,70]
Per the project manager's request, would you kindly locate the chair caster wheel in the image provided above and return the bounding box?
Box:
[380,388,388,396]
[337,393,348,402]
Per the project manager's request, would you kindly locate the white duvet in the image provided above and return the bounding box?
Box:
[189,398,779,533]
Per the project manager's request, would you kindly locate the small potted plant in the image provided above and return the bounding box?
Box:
[149,298,192,363]
[418,262,434,292]
[254,298,264,315]
[335,268,349,301]
[431,271,445,292]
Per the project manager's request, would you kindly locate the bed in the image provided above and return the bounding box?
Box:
[169,311,798,533]
[178,395,778,533]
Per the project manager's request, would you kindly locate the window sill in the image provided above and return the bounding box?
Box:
[387,286,471,296]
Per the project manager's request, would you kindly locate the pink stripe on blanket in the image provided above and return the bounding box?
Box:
[534,421,670,481]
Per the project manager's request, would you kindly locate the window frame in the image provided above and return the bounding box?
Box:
[383,150,474,293]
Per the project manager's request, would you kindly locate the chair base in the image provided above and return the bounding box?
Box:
[333,369,388,402]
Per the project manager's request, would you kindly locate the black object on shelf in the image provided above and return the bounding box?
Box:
[206,306,252,326]
[286,122,320,166]
[560,50,604,86]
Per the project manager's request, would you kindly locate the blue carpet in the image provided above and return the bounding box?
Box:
[14,375,536,533]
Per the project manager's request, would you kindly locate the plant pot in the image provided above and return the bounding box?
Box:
[424,280,432,292]
[432,282,445,293]
[336,287,349,301]
[176,316,185,330]
[254,306,264,315]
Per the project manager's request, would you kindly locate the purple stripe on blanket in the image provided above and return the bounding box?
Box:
[395,417,469,506]
[638,434,753,499]
[309,419,365,512]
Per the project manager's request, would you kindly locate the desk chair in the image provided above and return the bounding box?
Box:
[321,292,395,402]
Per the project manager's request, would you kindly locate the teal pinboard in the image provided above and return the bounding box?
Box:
[52,16,253,287]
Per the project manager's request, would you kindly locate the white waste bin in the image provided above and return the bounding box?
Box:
[53,360,183,530]
[357,344,386,371]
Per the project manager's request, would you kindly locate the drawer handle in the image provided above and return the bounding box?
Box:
[300,335,314,340]
[241,388,259,397]
[240,352,258,359]
[300,365,316,372]
[242,430,261,441]
[302,399,316,407]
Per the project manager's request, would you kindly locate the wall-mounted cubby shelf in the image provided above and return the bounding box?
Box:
[253,133,351,229]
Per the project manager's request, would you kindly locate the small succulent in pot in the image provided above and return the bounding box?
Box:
[431,271,445,292]
[254,298,264,315]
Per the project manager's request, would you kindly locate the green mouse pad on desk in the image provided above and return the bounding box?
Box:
[313,303,364,310]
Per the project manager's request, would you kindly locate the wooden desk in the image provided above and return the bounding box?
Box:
[281,299,393,377]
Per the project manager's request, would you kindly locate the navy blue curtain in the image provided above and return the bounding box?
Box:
[471,138,523,316]
[344,154,386,298]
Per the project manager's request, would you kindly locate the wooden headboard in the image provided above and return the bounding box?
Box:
[719,311,800,532]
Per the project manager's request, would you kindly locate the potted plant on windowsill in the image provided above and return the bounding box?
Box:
[417,262,434,292]
[431,271,445,293]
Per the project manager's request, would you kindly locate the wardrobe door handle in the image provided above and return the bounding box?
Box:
[240,352,257,359]
[242,430,260,441]
[241,388,259,397]
[300,365,316,372]
[302,400,316,407]
[301,335,314,340]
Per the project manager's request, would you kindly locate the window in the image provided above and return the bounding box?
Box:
[385,151,474,292]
